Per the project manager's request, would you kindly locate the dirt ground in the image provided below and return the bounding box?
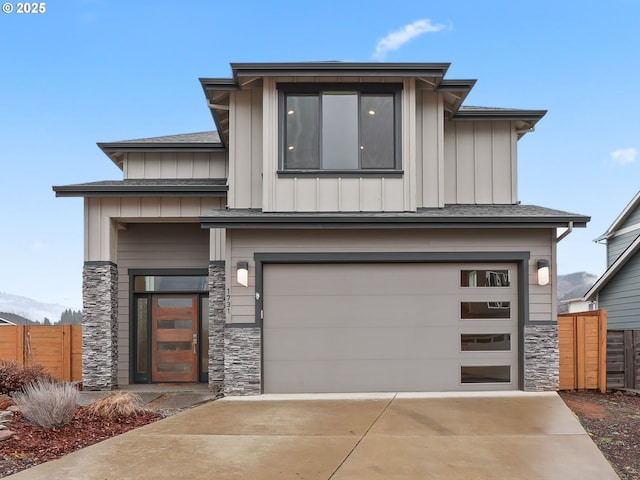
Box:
[560,390,640,480]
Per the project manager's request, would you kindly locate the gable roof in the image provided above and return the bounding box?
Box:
[593,190,640,242]
[583,232,640,301]
[584,190,640,300]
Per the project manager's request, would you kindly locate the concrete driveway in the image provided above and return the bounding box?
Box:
[7,392,618,480]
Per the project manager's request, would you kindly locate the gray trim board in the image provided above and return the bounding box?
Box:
[84,261,117,267]
[128,268,209,276]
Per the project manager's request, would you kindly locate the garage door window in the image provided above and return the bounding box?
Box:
[461,301,510,319]
[461,270,510,287]
[461,334,511,351]
[461,366,510,383]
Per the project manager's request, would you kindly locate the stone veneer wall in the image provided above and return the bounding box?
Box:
[224,327,261,395]
[208,262,225,393]
[523,324,559,391]
[82,261,118,391]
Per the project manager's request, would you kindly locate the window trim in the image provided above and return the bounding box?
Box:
[277,83,403,175]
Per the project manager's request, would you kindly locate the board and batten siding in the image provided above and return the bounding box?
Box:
[228,88,263,209]
[443,120,517,205]
[258,77,417,212]
[84,196,224,262]
[599,253,640,329]
[226,228,554,325]
[116,223,210,385]
[416,89,444,208]
[123,152,227,180]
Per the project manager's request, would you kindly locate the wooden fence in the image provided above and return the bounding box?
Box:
[0,325,82,382]
[558,310,607,392]
[606,330,640,390]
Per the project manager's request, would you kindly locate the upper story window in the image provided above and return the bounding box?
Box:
[278,83,402,174]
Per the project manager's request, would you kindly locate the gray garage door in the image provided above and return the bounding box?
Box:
[263,263,518,393]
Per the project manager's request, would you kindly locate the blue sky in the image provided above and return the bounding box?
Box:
[1,0,639,309]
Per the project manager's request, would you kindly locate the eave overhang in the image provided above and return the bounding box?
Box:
[583,234,640,301]
[53,179,228,198]
[98,132,223,169]
[200,62,454,149]
[452,107,547,138]
[593,190,640,242]
[199,205,589,230]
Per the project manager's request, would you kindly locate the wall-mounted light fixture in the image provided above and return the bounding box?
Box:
[536,259,550,286]
[237,261,249,287]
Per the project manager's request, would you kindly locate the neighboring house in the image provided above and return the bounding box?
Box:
[53,62,589,395]
[583,191,640,329]
[0,313,39,326]
[561,298,597,314]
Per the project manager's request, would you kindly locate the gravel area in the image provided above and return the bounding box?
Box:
[561,390,640,480]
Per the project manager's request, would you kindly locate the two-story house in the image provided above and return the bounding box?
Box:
[54,62,589,395]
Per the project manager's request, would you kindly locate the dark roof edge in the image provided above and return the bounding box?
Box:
[452,108,547,121]
[199,212,588,230]
[230,62,452,81]
[97,142,224,153]
[583,234,640,300]
[53,184,228,198]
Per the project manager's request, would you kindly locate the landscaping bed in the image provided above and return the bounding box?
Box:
[0,405,163,477]
[0,403,165,478]
[560,390,640,480]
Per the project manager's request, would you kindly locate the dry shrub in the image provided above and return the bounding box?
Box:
[0,395,13,410]
[87,392,145,419]
[12,379,79,429]
[0,360,55,395]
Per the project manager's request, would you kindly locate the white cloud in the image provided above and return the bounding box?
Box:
[610,147,638,165]
[373,19,446,60]
[30,242,45,251]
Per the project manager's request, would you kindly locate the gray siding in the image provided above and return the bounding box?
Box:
[124,151,227,179]
[619,204,640,230]
[608,231,640,266]
[599,253,640,329]
[443,120,516,205]
[227,228,554,325]
[116,223,209,384]
[228,88,263,209]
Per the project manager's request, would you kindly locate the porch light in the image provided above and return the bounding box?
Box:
[536,260,550,286]
[237,261,249,287]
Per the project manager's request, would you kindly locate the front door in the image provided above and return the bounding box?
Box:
[151,294,198,382]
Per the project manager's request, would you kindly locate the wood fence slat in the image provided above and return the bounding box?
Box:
[558,310,607,393]
[0,325,82,382]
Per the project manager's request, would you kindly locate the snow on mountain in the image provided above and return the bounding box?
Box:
[0,292,74,324]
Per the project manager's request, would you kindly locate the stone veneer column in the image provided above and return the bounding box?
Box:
[224,327,261,395]
[208,262,225,393]
[82,261,118,391]
[523,324,559,391]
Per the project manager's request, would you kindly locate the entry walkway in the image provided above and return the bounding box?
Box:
[6,392,618,479]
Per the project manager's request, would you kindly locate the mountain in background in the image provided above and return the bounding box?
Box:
[0,292,75,324]
[557,272,598,314]
[557,272,598,301]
